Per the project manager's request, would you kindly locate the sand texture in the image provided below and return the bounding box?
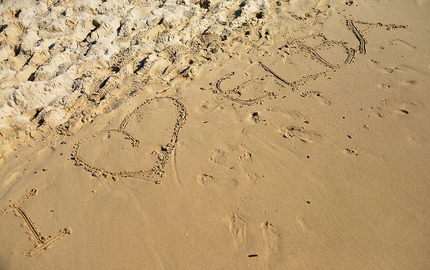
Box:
[1,0,430,269]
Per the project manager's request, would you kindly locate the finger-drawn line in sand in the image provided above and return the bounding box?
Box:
[3,189,72,257]
[346,19,367,54]
[258,62,290,85]
[215,71,276,105]
[346,19,408,54]
[215,59,328,100]
[260,60,328,91]
[72,97,187,180]
[222,33,355,93]
[267,20,405,91]
[284,33,356,69]
[213,18,407,99]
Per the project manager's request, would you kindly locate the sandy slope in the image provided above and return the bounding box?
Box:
[1,0,430,269]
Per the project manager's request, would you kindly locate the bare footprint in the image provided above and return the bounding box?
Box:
[198,97,223,112]
[1,171,23,189]
[281,125,322,143]
[226,213,247,248]
[367,60,422,76]
[300,91,331,105]
[377,99,416,118]
[196,173,238,189]
[295,216,309,231]
[261,221,285,265]
[388,39,417,50]
[210,147,252,169]
[278,109,310,123]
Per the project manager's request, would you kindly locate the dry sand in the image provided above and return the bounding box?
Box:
[1,0,430,269]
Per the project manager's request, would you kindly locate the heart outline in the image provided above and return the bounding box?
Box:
[72,96,187,179]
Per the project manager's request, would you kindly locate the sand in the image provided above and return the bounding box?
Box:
[1,0,430,269]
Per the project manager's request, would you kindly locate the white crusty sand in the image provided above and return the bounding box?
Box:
[1,0,430,269]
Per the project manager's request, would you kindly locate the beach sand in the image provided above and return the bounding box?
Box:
[1,0,430,269]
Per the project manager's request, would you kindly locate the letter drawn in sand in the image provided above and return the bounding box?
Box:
[215,71,276,105]
[214,19,408,97]
[3,189,72,257]
[345,19,408,54]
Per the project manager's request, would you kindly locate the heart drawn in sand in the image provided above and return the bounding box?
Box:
[72,97,187,179]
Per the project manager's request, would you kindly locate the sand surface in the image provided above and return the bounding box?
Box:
[1,0,430,269]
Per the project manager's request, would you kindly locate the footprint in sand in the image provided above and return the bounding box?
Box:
[226,213,248,248]
[210,147,253,169]
[225,214,285,266]
[196,173,238,189]
[197,173,217,186]
[209,146,257,180]
[261,221,285,264]
[376,99,416,118]
[72,97,187,179]
[198,97,224,112]
[367,60,420,76]
[280,125,322,143]
[1,171,23,189]
[388,39,417,50]
[362,99,416,119]
[300,90,332,106]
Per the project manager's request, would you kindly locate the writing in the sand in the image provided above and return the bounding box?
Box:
[3,189,72,257]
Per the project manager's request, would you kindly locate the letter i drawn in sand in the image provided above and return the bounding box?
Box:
[3,188,72,257]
